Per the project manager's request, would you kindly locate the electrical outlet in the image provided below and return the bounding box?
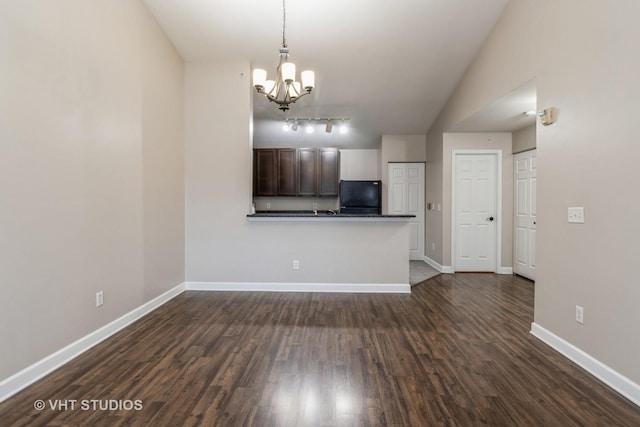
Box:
[432,243,436,251]
[96,291,104,307]
[266,202,271,209]
[575,305,584,324]
[312,202,318,209]
[568,207,585,223]
[292,260,300,270]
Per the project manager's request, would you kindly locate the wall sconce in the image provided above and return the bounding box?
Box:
[539,107,558,126]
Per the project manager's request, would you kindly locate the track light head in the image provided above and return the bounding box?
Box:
[325,120,333,133]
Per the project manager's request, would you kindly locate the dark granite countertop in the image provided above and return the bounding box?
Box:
[247,210,415,220]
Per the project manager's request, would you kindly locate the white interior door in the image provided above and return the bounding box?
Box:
[514,149,537,280]
[388,163,425,261]
[453,153,498,271]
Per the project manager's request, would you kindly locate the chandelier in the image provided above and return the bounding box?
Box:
[252,0,315,111]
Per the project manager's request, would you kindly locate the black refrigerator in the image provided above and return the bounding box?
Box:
[339,180,382,215]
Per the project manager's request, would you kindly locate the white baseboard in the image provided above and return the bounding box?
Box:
[423,256,453,273]
[0,282,186,403]
[424,256,511,275]
[186,282,411,294]
[531,322,640,407]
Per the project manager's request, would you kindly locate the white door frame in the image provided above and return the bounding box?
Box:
[451,149,503,273]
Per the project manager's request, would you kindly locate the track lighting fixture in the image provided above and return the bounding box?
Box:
[284,119,298,131]
[280,117,349,134]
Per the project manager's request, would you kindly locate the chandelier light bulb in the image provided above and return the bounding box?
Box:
[281,63,296,83]
[253,69,267,89]
[288,82,301,99]
[264,80,277,97]
[301,71,315,90]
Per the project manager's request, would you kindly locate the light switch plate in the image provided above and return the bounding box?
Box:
[568,207,585,223]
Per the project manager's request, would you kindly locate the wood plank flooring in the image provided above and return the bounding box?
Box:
[1,274,639,426]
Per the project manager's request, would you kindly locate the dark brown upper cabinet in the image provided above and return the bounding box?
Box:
[297,148,319,196]
[253,148,339,197]
[277,149,297,196]
[253,149,277,196]
[318,148,339,196]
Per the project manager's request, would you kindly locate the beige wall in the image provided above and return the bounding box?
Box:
[512,124,536,154]
[426,0,640,384]
[380,135,427,214]
[381,135,427,163]
[185,62,409,286]
[441,133,513,269]
[0,0,185,381]
[339,149,380,181]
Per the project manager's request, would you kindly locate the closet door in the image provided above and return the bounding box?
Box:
[388,163,425,261]
[514,149,537,280]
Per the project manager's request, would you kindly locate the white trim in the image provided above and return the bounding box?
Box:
[0,283,186,403]
[186,282,411,294]
[531,322,640,407]
[497,267,513,274]
[451,150,503,273]
[423,256,453,274]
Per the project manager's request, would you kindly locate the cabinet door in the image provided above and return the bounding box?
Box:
[297,148,318,196]
[277,149,297,196]
[253,149,277,196]
[318,148,339,196]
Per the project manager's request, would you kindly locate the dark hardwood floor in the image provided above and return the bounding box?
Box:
[1,274,639,426]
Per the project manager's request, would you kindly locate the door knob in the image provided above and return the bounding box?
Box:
[486,216,494,221]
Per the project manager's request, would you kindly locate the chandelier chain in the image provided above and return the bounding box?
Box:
[281,0,287,48]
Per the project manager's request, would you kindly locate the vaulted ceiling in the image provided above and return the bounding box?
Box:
[143,0,518,147]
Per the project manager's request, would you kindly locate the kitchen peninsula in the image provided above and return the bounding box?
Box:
[239,209,415,293]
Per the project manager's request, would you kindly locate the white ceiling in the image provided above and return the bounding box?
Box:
[143,0,515,148]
